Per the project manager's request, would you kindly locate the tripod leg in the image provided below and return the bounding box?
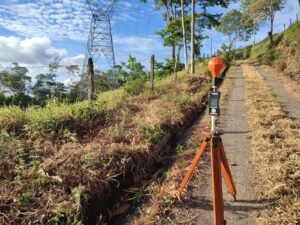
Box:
[220,139,237,201]
[211,136,225,225]
[178,139,209,194]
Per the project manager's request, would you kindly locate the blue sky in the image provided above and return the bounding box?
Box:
[0,0,298,83]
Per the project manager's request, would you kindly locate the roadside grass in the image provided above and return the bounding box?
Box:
[0,63,212,224]
[242,64,300,225]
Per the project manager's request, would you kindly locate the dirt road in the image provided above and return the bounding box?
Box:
[187,65,260,224]
[143,65,262,225]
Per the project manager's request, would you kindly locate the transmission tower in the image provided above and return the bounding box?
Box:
[84,0,118,70]
[78,0,118,100]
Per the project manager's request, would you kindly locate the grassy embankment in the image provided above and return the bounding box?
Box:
[0,62,214,224]
[249,21,300,82]
[242,64,299,225]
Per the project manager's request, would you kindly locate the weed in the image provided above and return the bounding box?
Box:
[139,124,163,143]
[175,144,184,154]
[110,124,127,143]
[163,195,174,207]
[17,192,33,207]
[48,212,82,225]
[82,151,96,170]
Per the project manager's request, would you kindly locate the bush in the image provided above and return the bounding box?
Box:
[124,79,145,95]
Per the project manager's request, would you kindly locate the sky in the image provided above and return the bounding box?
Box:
[0,0,298,84]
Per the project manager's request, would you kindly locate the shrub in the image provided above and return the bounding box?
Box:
[124,79,145,95]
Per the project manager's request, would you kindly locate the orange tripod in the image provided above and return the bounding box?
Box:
[178,128,236,225]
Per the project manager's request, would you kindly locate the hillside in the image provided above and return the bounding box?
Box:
[249,21,300,82]
[0,62,219,224]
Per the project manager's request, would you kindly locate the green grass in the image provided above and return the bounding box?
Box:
[0,61,212,139]
[248,21,300,79]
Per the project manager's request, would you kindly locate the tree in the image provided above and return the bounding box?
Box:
[32,58,66,105]
[240,0,261,49]
[190,0,231,74]
[141,0,182,63]
[249,0,287,44]
[0,63,31,95]
[216,9,254,60]
[66,65,80,81]
[125,55,147,80]
[157,18,186,77]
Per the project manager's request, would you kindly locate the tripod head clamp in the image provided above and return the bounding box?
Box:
[208,57,224,133]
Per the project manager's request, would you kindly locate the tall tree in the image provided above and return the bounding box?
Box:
[217,9,254,46]
[217,9,254,61]
[249,0,287,44]
[142,0,181,63]
[190,0,231,74]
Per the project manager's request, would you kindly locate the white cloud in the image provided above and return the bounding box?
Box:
[115,35,165,53]
[0,36,67,65]
[0,35,86,84]
[61,54,85,66]
[114,35,169,66]
[0,0,91,41]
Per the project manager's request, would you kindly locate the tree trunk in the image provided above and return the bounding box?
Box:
[190,0,195,75]
[181,0,189,70]
[174,46,182,80]
[269,16,274,45]
[172,44,176,63]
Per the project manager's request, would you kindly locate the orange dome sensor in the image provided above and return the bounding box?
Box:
[208,57,224,78]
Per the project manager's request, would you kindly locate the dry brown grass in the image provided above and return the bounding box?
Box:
[242,64,300,225]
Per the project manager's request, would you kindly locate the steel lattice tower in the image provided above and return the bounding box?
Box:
[84,0,118,70]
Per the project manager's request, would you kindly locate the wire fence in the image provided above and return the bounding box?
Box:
[282,13,299,31]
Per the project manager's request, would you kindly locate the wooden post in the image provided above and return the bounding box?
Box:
[290,18,292,26]
[284,24,286,30]
[150,55,155,92]
[297,14,299,22]
[88,57,95,105]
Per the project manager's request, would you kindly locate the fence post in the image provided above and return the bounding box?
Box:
[284,24,286,30]
[88,57,95,105]
[150,55,155,92]
[297,14,298,22]
[290,18,292,26]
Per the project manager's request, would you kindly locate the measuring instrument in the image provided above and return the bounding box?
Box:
[178,57,236,225]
